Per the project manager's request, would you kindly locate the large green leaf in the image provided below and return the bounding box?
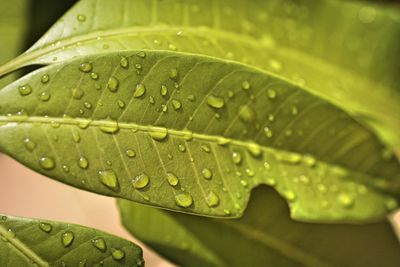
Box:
[0,0,399,146]
[0,214,144,266]
[0,50,399,222]
[118,186,400,267]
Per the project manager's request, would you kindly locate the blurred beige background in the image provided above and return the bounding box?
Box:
[0,154,174,267]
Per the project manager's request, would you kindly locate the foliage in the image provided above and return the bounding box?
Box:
[0,0,399,266]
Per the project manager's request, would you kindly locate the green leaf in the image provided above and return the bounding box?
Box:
[0,214,144,266]
[0,0,399,146]
[0,0,29,88]
[0,50,398,223]
[118,186,400,267]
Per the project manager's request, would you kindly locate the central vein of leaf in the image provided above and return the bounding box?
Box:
[0,224,48,266]
[0,115,264,150]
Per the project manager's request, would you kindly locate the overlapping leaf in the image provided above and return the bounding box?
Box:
[0,214,144,266]
[0,51,399,222]
[0,0,28,88]
[0,0,399,146]
[119,186,400,267]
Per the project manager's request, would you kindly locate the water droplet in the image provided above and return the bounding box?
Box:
[267,89,277,99]
[169,68,179,81]
[117,99,125,109]
[78,260,87,267]
[84,101,92,109]
[79,63,92,73]
[120,57,129,68]
[264,127,273,138]
[168,44,177,50]
[224,209,231,215]
[299,175,310,185]
[92,238,107,252]
[303,155,316,167]
[132,173,150,189]
[134,83,146,98]
[278,152,302,164]
[61,231,74,247]
[18,85,32,96]
[172,99,182,110]
[246,143,262,157]
[62,165,70,173]
[98,170,119,190]
[72,88,84,99]
[23,138,36,151]
[77,14,86,22]
[175,192,193,208]
[132,63,141,71]
[41,74,50,83]
[242,80,251,90]
[161,104,168,113]
[238,105,256,123]
[111,248,125,261]
[245,169,254,177]
[166,172,179,186]
[72,130,81,143]
[178,144,186,152]
[206,191,220,207]
[78,157,89,169]
[149,127,168,141]
[180,131,192,141]
[232,152,242,165]
[160,85,168,96]
[6,228,16,238]
[99,119,119,134]
[187,94,196,101]
[107,77,119,92]
[265,177,277,186]
[268,114,275,122]
[269,59,282,71]
[337,193,354,208]
[90,72,99,80]
[240,180,248,187]
[39,156,55,170]
[136,51,146,58]
[39,92,51,101]
[207,95,225,109]
[39,223,52,233]
[201,145,211,153]
[283,190,297,202]
[126,149,136,158]
[202,168,213,179]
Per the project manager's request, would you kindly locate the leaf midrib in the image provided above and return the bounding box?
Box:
[0,114,379,181]
[220,220,334,267]
[0,224,48,267]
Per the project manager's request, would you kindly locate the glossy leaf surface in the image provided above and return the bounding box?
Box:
[0,51,399,222]
[119,186,400,267]
[0,214,144,266]
[0,0,399,147]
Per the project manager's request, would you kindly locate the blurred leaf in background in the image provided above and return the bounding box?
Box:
[0,0,28,88]
[0,0,78,88]
[120,186,400,267]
